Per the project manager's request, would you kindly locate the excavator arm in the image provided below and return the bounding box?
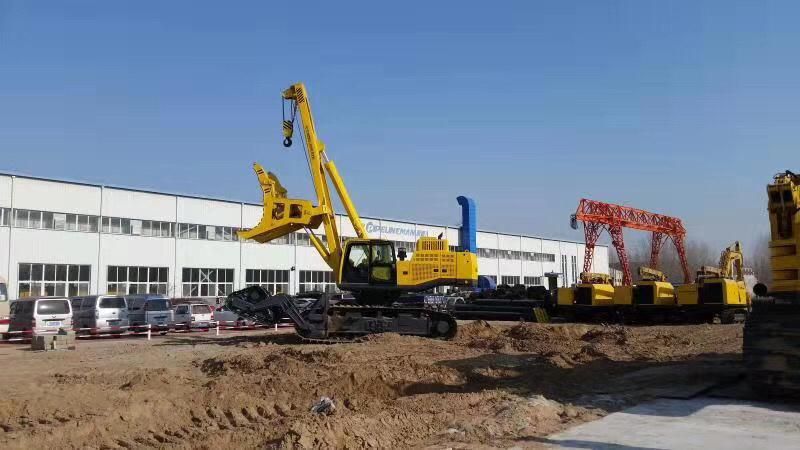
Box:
[719,241,745,281]
[238,83,368,274]
[695,241,744,281]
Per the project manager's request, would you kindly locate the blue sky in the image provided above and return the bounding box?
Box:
[1,1,798,251]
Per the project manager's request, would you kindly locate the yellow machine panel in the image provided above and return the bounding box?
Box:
[700,279,750,306]
[557,287,575,306]
[633,281,675,306]
[767,172,800,295]
[676,284,699,306]
[613,285,633,306]
[574,283,615,307]
[396,237,478,289]
[678,279,749,307]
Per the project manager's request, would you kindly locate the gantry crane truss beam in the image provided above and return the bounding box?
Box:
[573,199,690,285]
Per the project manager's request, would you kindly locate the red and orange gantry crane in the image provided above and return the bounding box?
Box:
[571,199,690,286]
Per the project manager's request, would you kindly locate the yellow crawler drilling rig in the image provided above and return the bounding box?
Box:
[226,83,478,341]
[745,170,800,397]
[676,241,750,323]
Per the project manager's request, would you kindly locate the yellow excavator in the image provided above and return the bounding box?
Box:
[618,267,677,322]
[557,272,615,321]
[745,170,800,397]
[226,83,478,341]
[676,241,750,323]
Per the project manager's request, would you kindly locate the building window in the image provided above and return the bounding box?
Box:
[103,217,174,237]
[500,275,520,286]
[17,263,90,298]
[269,234,295,245]
[181,268,234,297]
[524,276,543,286]
[177,223,238,241]
[295,232,311,246]
[561,255,569,285]
[504,250,522,260]
[477,248,497,258]
[245,269,290,295]
[523,252,556,262]
[107,266,168,295]
[293,232,329,247]
[12,209,99,232]
[298,270,336,293]
[0,207,9,226]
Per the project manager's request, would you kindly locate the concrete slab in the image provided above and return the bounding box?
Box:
[546,397,800,450]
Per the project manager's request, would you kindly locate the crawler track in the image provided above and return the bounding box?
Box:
[226,286,458,342]
[744,299,800,398]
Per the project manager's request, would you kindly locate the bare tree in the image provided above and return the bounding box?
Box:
[749,232,772,285]
[610,236,716,283]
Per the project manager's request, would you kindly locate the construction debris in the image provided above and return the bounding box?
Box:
[311,396,336,415]
[31,329,76,351]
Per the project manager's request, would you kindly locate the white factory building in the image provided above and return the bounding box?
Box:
[0,172,609,300]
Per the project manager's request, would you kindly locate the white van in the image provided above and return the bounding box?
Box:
[71,295,129,334]
[8,297,73,335]
[125,294,173,334]
[173,303,216,329]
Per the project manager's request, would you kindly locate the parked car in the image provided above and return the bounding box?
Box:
[213,305,255,327]
[71,295,129,334]
[8,297,73,335]
[173,303,216,329]
[125,294,173,334]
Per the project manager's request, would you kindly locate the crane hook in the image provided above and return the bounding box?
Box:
[283,137,292,148]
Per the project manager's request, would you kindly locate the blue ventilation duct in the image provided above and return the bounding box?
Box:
[477,275,496,291]
[457,196,477,254]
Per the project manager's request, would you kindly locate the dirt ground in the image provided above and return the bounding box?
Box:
[0,322,744,449]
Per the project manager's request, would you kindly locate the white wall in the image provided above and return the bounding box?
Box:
[98,234,176,294]
[103,188,176,221]
[9,228,99,298]
[14,178,100,215]
[177,197,241,227]
[0,175,611,298]
[0,175,12,208]
[521,236,544,280]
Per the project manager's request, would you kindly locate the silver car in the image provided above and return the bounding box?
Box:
[125,295,173,334]
[71,295,129,334]
[9,297,73,336]
[213,305,255,328]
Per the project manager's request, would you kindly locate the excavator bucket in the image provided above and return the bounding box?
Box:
[238,163,325,243]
